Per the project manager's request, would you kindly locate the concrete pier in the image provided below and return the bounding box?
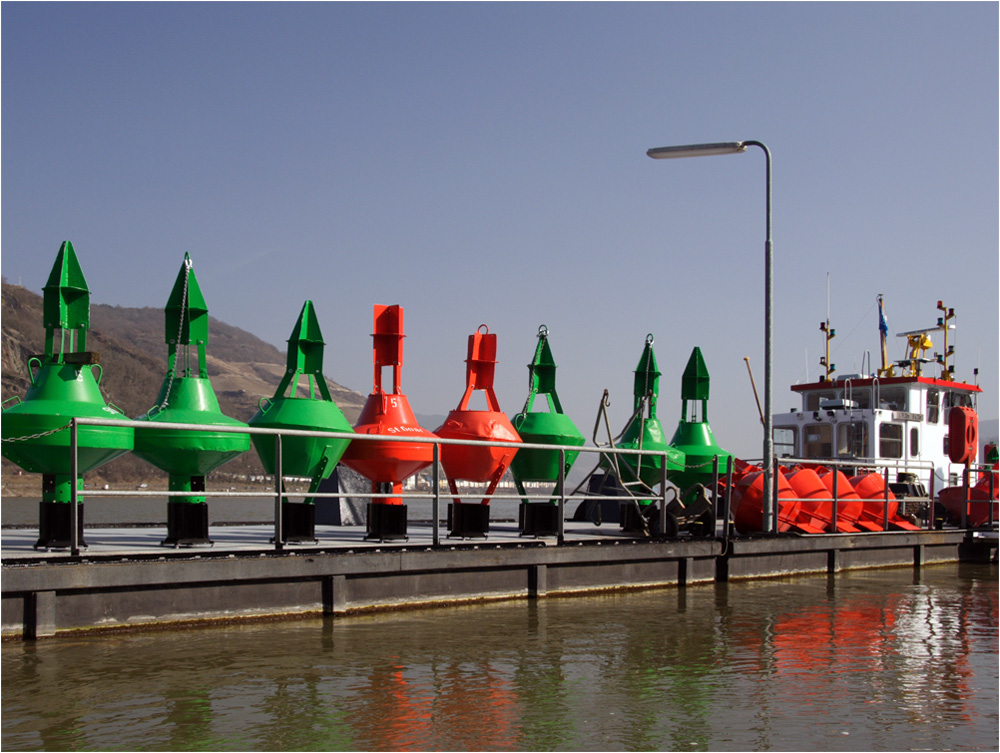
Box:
[2,521,973,640]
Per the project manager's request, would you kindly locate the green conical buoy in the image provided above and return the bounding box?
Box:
[133,254,250,546]
[1,242,133,548]
[612,335,685,493]
[669,347,733,492]
[248,301,354,543]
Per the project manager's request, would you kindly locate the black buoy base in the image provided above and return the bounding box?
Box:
[162,502,212,547]
[620,502,656,535]
[275,501,317,544]
[519,502,560,537]
[35,502,86,550]
[366,503,408,541]
[447,503,490,539]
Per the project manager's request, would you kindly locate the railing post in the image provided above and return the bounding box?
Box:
[832,468,839,533]
[883,466,890,531]
[723,456,733,542]
[771,458,779,534]
[432,442,440,547]
[927,470,935,530]
[557,448,566,546]
[70,418,80,557]
[711,455,720,537]
[961,466,970,529]
[989,465,995,528]
[274,433,284,552]
[660,451,668,537]
[830,466,839,533]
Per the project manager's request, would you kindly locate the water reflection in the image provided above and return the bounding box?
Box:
[3,564,996,751]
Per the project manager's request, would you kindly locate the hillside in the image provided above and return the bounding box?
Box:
[1,279,366,492]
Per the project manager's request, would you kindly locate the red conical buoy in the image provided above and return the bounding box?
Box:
[434,325,521,537]
[340,305,436,540]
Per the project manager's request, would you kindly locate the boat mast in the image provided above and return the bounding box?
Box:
[819,274,835,381]
[877,294,895,377]
[936,300,956,381]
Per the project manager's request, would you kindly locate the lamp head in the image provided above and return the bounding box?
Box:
[646,142,746,159]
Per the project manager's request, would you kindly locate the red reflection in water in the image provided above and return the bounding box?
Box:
[353,659,518,751]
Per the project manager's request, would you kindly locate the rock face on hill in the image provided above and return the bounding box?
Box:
[1,279,366,491]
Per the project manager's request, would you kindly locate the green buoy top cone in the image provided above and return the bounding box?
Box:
[1,241,134,503]
[610,334,685,493]
[248,300,354,495]
[668,347,733,492]
[509,325,585,495]
[132,254,250,525]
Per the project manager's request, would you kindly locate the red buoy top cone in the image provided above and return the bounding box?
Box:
[435,325,521,504]
[341,305,436,503]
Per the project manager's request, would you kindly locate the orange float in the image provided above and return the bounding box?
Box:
[731,469,818,533]
[786,467,860,533]
[850,472,920,530]
[817,470,875,531]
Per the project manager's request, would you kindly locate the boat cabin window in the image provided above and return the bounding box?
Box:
[926,389,940,424]
[805,391,837,411]
[910,427,919,457]
[944,391,974,410]
[836,422,869,458]
[879,423,903,459]
[774,427,797,458]
[879,387,907,411]
[804,424,833,458]
[844,388,871,409]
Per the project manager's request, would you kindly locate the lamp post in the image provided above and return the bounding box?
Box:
[646,140,775,533]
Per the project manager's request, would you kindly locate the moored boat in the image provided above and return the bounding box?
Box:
[770,297,992,529]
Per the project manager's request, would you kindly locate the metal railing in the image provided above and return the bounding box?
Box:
[51,416,688,555]
[14,418,992,557]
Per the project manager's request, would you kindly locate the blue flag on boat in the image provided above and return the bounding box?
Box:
[878,297,889,337]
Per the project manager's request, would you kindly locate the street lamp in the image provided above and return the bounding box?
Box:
[646,140,775,533]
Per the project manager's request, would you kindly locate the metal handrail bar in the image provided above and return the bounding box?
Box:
[64,416,666,456]
[50,417,680,554]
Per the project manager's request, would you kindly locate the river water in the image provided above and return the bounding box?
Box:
[2,563,996,751]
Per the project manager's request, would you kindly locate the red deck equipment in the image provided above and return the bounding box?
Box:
[731,469,817,533]
[340,305,436,540]
[817,470,879,531]
[786,467,861,533]
[434,325,521,538]
[850,473,920,530]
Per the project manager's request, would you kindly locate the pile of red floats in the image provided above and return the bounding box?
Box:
[727,460,922,535]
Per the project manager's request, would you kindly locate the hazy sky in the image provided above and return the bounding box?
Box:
[3,2,997,457]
